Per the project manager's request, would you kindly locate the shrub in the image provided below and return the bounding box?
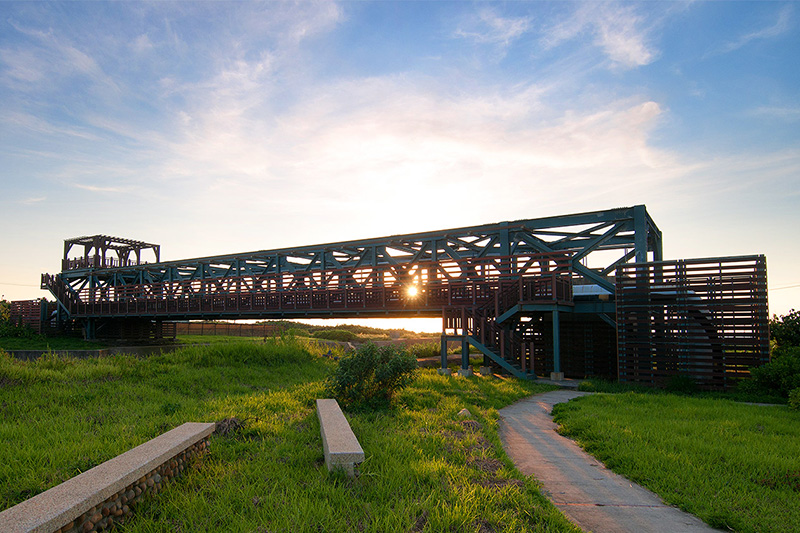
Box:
[0,300,39,340]
[665,374,697,394]
[771,309,800,348]
[739,346,800,398]
[406,342,440,359]
[789,388,800,411]
[312,329,357,342]
[284,327,310,337]
[326,342,417,409]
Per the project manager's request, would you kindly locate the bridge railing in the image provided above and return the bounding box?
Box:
[59,253,574,318]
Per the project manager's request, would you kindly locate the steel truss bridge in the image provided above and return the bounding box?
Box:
[41,205,768,389]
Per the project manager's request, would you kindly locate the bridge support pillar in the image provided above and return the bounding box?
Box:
[461,336,469,371]
[440,334,448,370]
[552,309,561,377]
[84,318,96,341]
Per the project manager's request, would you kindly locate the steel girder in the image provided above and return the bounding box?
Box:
[48,205,661,317]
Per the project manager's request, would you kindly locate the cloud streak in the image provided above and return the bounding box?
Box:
[541,2,657,69]
[717,4,793,54]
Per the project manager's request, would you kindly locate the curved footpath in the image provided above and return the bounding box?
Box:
[499,390,721,533]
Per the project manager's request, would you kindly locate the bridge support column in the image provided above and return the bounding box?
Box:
[551,309,563,381]
[438,334,451,376]
[458,336,472,377]
[85,318,96,341]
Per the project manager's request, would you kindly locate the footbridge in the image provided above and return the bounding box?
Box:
[41,205,768,389]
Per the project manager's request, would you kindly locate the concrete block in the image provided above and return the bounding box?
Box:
[550,372,565,381]
[458,368,474,377]
[437,368,452,376]
[316,399,364,477]
[479,366,493,376]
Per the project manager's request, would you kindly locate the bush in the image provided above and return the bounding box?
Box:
[789,388,800,411]
[312,329,357,342]
[665,374,697,394]
[326,342,417,409]
[771,309,800,348]
[739,346,800,398]
[284,328,310,337]
[406,342,440,359]
[0,300,39,340]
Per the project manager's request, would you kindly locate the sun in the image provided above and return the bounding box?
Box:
[406,285,419,298]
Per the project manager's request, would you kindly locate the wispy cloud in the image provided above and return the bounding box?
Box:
[455,9,531,47]
[2,111,100,141]
[2,21,120,93]
[542,2,657,70]
[750,105,800,121]
[19,197,46,205]
[716,4,793,55]
[72,183,131,194]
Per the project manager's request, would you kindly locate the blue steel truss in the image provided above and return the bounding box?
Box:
[42,205,661,321]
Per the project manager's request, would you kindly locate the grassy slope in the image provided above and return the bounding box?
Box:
[0,342,576,533]
[552,393,800,533]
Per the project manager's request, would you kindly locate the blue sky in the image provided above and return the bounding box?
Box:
[1,1,798,330]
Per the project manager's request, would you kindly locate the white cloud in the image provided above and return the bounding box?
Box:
[19,197,46,205]
[718,4,793,54]
[149,69,677,242]
[72,183,131,194]
[750,106,800,121]
[542,2,657,70]
[456,9,532,47]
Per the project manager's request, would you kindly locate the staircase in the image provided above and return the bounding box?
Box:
[445,274,573,379]
[41,273,80,314]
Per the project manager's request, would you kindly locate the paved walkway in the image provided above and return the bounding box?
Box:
[499,390,720,533]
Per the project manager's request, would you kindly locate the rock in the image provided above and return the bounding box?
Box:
[457,408,472,418]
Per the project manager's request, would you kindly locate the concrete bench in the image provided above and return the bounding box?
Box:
[316,399,365,477]
[0,422,215,533]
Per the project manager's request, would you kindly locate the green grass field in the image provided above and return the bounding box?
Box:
[552,393,800,533]
[0,340,576,532]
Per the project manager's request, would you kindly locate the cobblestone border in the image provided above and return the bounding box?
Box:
[0,423,215,533]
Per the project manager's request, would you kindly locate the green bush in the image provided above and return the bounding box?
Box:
[0,300,39,340]
[326,342,417,409]
[739,346,800,398]
[312,329,357,342]
[665,374,697,394]
[406,342,440,359]
[284,327,310,337]
[771,309,800,348]
[789,388,800,411]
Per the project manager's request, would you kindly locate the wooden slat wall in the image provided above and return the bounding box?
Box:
[616,255,769,390]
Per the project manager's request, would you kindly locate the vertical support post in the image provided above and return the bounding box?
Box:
[458,334,473,377]
[440,333,448,369]
[633,204,648,264]
[551,308,563,381]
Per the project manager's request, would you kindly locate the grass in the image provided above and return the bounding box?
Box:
[0,335,109,351]
[552,392,800,533]
[0,341,576,532]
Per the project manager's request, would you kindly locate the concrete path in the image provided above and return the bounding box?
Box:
[499,390,720,533]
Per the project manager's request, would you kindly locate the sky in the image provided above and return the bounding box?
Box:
[1,1,798,332]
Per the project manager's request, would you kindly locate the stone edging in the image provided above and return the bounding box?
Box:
[0,422,215,533]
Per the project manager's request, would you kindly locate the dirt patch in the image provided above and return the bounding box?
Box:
[460,419,482,432]
[475,477,525,490]
[468,457,503,474]
[215,417,244,436]
[0,375,21,388]
[408,510,429,532]
[470,519,496,533]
